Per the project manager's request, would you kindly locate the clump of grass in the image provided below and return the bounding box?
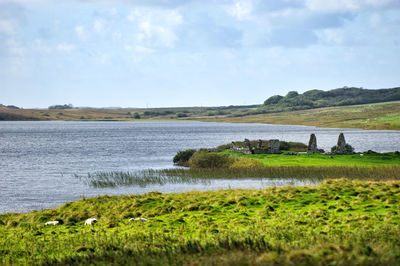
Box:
[189,152,234,168]
[173,149,196,166]
[229,157,264,168]
[75,166,400,188]
[75,170,211,188]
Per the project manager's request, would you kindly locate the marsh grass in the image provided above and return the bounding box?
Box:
[75,170,212,188]
[162,166,400,180]
[75,166,400,188]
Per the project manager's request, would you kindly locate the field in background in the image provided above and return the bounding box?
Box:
[202,101,400,130]
[1,101,400,130]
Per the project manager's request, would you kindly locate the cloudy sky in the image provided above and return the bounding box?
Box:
[1,0,399,108]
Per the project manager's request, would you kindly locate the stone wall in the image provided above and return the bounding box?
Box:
[230,139,281,154]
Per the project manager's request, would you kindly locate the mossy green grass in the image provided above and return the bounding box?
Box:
[221,150,400,167]
[1,179,400,265]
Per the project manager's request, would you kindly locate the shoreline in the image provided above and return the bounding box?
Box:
[1,100,400,130]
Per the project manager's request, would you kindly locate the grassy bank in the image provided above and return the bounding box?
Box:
[1,179,400,265]
[221,151,400,167]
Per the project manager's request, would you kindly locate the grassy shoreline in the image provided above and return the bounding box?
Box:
[1,179,400,265]
[75,165,400,188]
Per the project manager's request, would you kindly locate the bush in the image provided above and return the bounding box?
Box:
[133,112,141,119]
[48,104,73,110]
[173,149,196,166]
[190,152,234,168]
[264,95,284,105]
[230,158,263,168]
[215,144,231,152]
[331,144,354,154]
[176,113,188,118]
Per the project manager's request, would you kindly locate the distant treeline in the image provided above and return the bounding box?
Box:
[48,104,74,110]
[263,87,400,111]
[0,104,20,109]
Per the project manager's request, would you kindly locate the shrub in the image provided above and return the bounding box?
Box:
[48,104,73,110]
[230,158,263,168]
[264,95,284,105]
[215,144,231,152]
[176,113,188,118]
[331,144,354,154]
[190,152,234,168]
[133,112,141,119]
[173,149,196,166]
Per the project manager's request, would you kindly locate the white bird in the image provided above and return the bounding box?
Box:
[84,218,98,225]
[45,221,60,226]
[129,217,147,222]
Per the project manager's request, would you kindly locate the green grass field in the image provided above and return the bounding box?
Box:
[1,179,400,265]
[222,151,400,167]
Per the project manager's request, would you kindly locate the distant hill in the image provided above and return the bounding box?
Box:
[262,87,400,112]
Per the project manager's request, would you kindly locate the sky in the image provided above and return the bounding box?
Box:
[0,0,399,108]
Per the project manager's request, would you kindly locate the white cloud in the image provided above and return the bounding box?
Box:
[316,28,344,44]
[225,0,254,21]
[75,25,86,40]
[0,19,17,35]
[6,38,24,56]
[306,0,398,11]
[56,43,75,52]
[124,44,156,53]
[368,13,381,28]
[112,31,122,41]
[33,39,53,53]
[127,8,183,48]
[93,19,104,34]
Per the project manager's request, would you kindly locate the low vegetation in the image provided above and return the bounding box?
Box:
[75,166,400,188]
[204,101,400,130]
[173,149,196,166]
[1,179,400,265]
[262,87,400,112]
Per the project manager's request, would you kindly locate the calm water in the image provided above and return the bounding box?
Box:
[1,121,400,213]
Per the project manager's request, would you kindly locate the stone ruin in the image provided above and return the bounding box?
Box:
[333,133,354,154]
[307,134,317,153]
[230,139,253,154]
[268,139,281,154]
[335,133,346,154]
[230,139,281,154]
[307,134,324,154]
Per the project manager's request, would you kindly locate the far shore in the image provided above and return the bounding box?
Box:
[1,100,400,130]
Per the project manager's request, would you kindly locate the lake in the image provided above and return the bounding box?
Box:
[1,121,400,213]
